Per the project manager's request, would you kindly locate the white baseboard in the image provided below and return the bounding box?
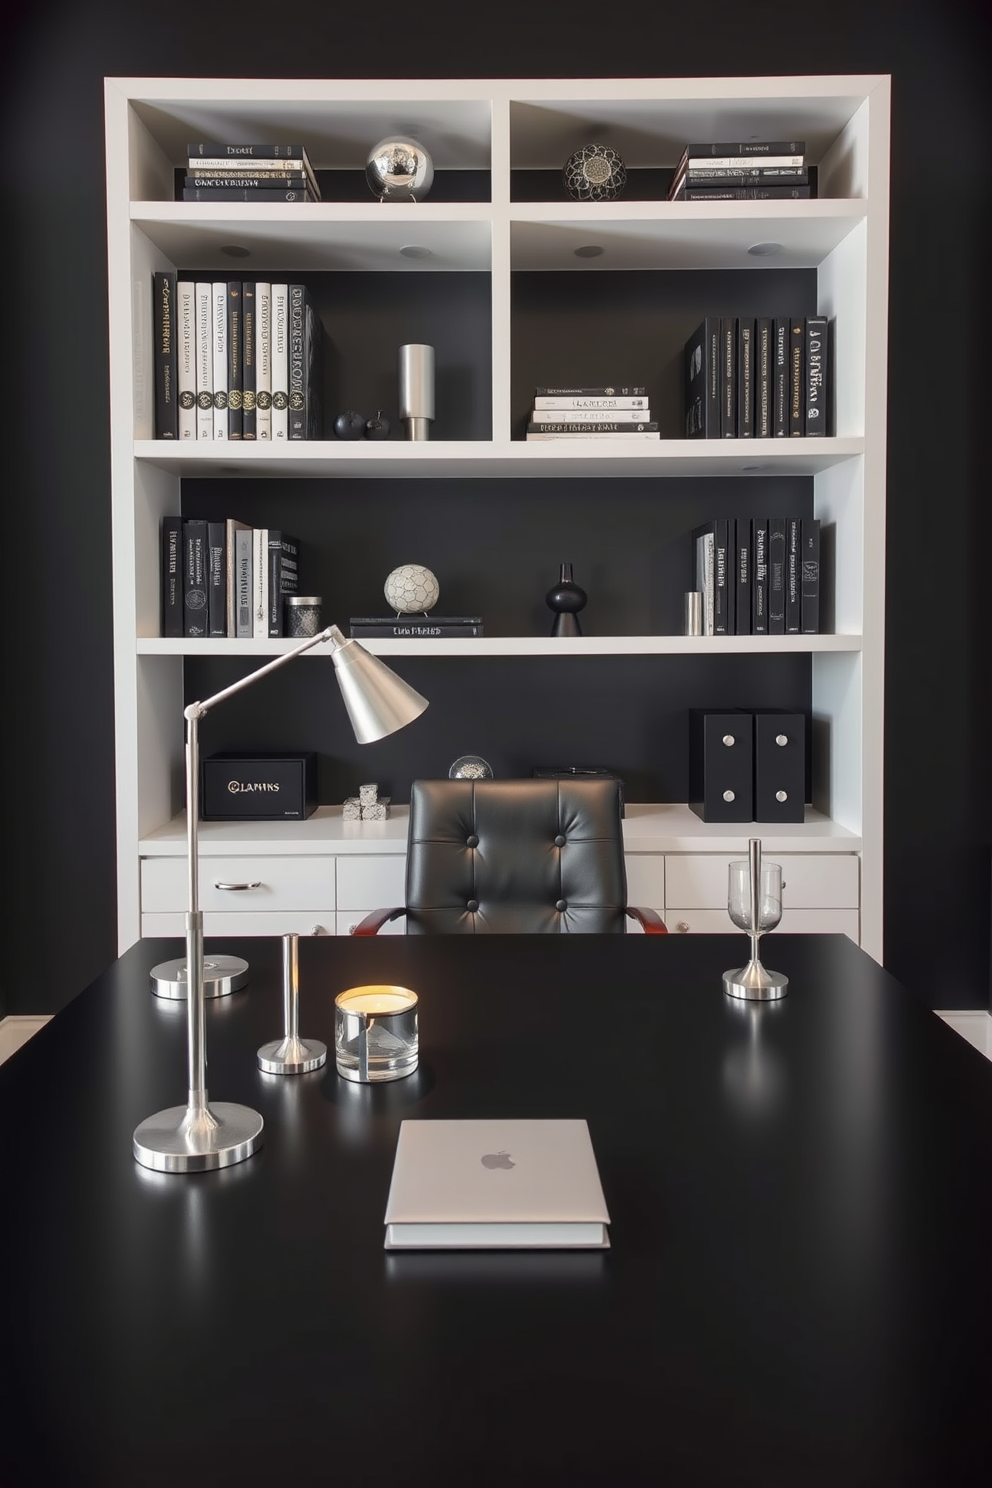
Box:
[937,1011,992,1061]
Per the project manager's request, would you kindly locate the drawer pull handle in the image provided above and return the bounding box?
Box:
[213,881,262,891]
[675,921,691,934]
[311,925,326,937]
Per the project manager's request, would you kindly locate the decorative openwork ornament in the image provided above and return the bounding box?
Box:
[562,143,627,202]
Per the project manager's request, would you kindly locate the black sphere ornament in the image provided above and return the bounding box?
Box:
[364,410,391,441]
[333,410,367,441]
[563,143,627,203]
[546,562,587,637]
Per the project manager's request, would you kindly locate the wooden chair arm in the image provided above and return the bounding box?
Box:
[351,906,408,937]
[625,906,669,935]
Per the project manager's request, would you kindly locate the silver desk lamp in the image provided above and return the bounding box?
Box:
[132,625,428,1174]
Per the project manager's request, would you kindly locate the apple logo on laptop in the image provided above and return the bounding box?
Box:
[481,1150,515,1169]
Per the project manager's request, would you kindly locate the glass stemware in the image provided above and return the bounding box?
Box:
[722,838,789,1000]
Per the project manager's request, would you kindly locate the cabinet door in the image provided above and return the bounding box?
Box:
[336,856,407,912]
[625,854,666,934]
[665,854,859,910]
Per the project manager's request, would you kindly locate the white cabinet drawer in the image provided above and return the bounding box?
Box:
[625,854,665,909]
[141,855,336,914]
[666,908,860,939]
[665,854,859,910]
[142,911,335,937]
[336,856,407,912]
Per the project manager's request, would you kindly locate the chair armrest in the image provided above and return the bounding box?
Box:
[351,906,408,937]
[625,906,668,935]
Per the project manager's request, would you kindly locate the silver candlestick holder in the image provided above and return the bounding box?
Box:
[722,838,789,1000]
[257,933,328,1074]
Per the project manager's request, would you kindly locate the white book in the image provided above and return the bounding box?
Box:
[530,407,652,423]
[234,525,255,638]
[384,1119,610,1250]
[525,431,660,440]
[176,281,196,439]
[194,281,213,439]
[255,282,272,439]
[225,519,251,637]
[252,527,269,638]
[533,396,650,410]
[211,282,228,439]
[685,154,804,169]
[270,283,289,440]
[695,529,715,634]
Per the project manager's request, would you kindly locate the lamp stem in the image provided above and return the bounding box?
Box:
[185,707,207,1112]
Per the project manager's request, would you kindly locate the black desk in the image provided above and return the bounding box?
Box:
[3,934,991,1487]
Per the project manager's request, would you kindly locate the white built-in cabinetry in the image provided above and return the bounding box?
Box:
[104,75,889,956]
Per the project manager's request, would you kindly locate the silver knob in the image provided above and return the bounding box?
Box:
[722,734,735,746]
[310,925,325,936]
[723,789,735,802]
[776,790,788,802]
[675,921,690,934]
[775,733,788,746]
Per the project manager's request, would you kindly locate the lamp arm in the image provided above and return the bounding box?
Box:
[187,624,346,721]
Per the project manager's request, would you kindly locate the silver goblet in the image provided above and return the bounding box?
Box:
[366,136,434,201]
[722,838,789,1000]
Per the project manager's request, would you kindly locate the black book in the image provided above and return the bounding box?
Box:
[350,616,484,638]
[684,317,721,438]
[680,140,807,158]
[161,515,184,637]
[533,385,646,397]
[691,521,716,635]
[241,282,256,440]
[772,318,790,437]
[719,317,736,437]
[288,284,307,440]
[735,520,752,635]
[713,518,734,635]
[736,318,755,437]
[182,518,209,639]
[206,520,227,637]
[755,317,773,437]
[226,281,243,439]
[181,187,314,201]
[185,174,310,190]
[267,532,300,636]
[789,319,805,436]
[801,518,821,634]
[153,271,178,438]
[785,516,802,634]
[804,316,830,435]
[303,292,323,439]
[751,518,768,634]
[187,142,313,159]
[677,186,813,201]
[682,166,809,184]
[767,517,787,634]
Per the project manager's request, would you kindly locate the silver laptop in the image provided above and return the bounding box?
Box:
[383,1119,610,1250]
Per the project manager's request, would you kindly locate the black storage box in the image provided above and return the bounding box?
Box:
[689,711,754,822]
[532,766,625,816]
[200,752,318,821]
[754,711,806,822]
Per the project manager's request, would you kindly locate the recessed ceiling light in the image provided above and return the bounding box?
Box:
[747,242,782,257]
[574,244,605,258]
[220,245,251,258]
[400,244,433,259]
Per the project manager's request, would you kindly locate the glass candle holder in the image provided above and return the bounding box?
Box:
[334,985,419,1082]
[285,596,323,637]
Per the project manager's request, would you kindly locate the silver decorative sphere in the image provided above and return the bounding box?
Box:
[449,755,493,781]
[563,143,627,203]
[384,564,440,613]
[366,136,434,201]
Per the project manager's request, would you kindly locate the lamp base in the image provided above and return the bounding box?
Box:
[150,955,249,1000]
[132,1101,264,1172]
[722,958,789,1001]
[257,1035,327,1075]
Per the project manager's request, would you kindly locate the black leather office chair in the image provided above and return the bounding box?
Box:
[353,777,667,935]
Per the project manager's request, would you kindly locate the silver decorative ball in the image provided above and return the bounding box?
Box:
[366,136,434,201]
[449,755,493,781]
[563,143,627,203]
[384,564,440,613]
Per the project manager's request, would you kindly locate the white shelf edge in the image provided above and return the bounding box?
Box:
[136,635,862,659]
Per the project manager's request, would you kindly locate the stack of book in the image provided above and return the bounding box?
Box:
[692,516,821,636]
[153,273,323,441]
[161,517,300,639]
[182,142,321,202]
[683,315,830,439]
[525,386,658,440]
[349,615,484,639]
[667,140,811,202]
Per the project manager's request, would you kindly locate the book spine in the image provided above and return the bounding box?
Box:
[187,143,311,159]
[349,623,485,638]
[682,164,808,180]
[153,271,178,438]
[252,529,268,638]
[525,431,660,440]
[241,282,256,439]
[176,281,196,439]
[304,296,323,439]
[804,316,830,435]
[766,517,787,634]
[267,532,300,636]
[533,385,647,397]
[684,317,720,438]
[206,521,227,637]
[531,407,653,423]
[225,519,250,636]
[182,518,208,638]
[270,284,289,440]
[734,519,751,635]
[525,420,658,434]
[161,515,184,637]
[288,285,306,439]
[801,518,821,634]
[185,173,309,188]
[532,395,650,410]
[211,283,228,439]
[714,517,732,635]
[679,186,812,200]
[195,282,213,439]
[181,187,312,201]
[719,318,736,437]
[755,317,773,438]
[235,527,254,638]
[785,516,802,633]
[680,140,806,158]
[255,283,272,439]
[751,518,768,634]
[772,318,790,437]
[789,319,805,436]
[693,523,716,635]
[226,281,242,439]
[736,318,755,437]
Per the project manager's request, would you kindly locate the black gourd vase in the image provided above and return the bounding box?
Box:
[546,562,587,637]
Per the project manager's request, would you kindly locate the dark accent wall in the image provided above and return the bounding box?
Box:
[4,0,989,1014]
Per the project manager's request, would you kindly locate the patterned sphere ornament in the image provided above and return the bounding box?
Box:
[562,143,627,203]
[384,564,440,614]
[366,137,435,201]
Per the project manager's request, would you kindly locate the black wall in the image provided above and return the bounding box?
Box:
[5,0,989,1015]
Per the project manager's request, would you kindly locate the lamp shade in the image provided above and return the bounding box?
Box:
[329,626,429,743]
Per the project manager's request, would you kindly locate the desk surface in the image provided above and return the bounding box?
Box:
[3,934,991,1487]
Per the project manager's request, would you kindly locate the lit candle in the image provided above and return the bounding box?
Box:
[335,986,417,1015]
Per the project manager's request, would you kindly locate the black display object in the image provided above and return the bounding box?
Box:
[546,562,587,636]
[200,751,318,820]
[689,709,754,822]
[754,711,806,822]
